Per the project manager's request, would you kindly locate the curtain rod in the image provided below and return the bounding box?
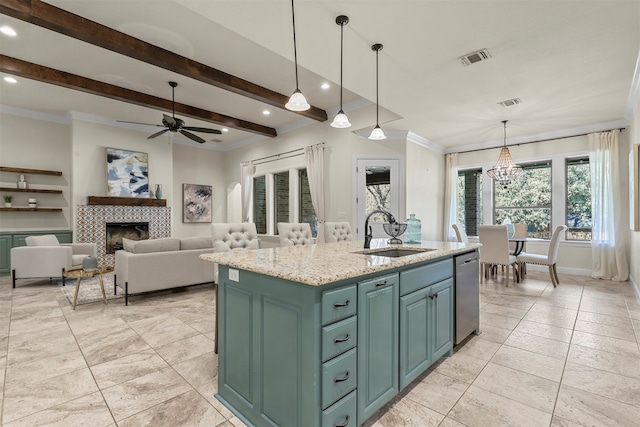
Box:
[246,142,325,166]
[454,128,625,155]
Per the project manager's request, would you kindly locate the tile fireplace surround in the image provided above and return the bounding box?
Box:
[76,204,171,266]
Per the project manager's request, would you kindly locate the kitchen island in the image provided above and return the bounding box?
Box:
[201,239,480,427]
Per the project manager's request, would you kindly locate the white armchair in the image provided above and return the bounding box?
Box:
[277,222,314,246]
[11,235,97,288]
[324,222,353,243]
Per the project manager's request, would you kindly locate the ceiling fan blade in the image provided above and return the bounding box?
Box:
[180,129,206,144]
[117,120,164,127]
[148,129,170,139]
[182,126,222,134]
[163,114,177,127]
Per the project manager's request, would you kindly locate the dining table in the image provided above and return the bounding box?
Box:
[509,237,527,256]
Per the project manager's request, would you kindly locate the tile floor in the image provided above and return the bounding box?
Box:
[1,270,639,426]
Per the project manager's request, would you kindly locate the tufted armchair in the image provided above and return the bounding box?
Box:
[324,222,353,243]
[11,234,96,288]
[277,222,314,246]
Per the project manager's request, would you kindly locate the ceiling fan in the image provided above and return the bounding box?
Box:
[118,81,221,144]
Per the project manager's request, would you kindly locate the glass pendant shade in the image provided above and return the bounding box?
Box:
[331,110,351,128]
[285,89,310,111]
[368,125,386,140]
[487,120,523,188]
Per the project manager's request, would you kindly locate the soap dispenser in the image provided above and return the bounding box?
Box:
[404,213,422,243]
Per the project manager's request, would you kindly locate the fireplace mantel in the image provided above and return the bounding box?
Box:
[87,196,166,207]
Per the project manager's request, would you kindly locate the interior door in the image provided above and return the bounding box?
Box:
[355,159,401,241]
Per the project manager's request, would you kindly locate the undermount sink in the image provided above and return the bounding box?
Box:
[354,248,435,257]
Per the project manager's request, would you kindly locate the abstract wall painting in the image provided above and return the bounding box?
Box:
[183,183,212,223]
[106,148,149,197]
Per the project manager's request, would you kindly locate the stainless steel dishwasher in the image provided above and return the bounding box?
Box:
[454,250,480,345]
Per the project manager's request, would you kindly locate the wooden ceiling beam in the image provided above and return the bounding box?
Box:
[0,0,328,122]
[0,55,278,138]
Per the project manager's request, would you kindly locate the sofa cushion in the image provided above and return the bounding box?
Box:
[180,236,214,250]
[122,237,180,254]
[25,235,60,246]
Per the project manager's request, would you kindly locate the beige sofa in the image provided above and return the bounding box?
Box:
[115,236,215,305]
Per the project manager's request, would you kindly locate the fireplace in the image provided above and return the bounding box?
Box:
[106,222,149,254]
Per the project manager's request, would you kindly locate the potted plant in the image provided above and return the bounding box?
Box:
[3,195,13,207]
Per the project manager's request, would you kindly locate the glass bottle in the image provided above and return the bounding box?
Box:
[404,213,422,243]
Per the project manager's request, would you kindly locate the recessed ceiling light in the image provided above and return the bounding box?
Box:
[3,76,17,84]
[221,128,229,132]
[321,83,330,90]
[0,26,17,37]
[263,110,270,115]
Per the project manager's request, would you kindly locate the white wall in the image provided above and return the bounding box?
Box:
[0,113,71,231]
[629,99,640,294]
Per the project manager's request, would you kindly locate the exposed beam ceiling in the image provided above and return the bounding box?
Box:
[0,0,328,123]
[0,55,277,137]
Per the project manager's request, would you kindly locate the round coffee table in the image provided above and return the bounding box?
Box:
[64,265,114,310]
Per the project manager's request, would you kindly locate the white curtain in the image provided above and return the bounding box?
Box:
[589,130,629,281]
[305,145,326,243]
[443,153,458,241]
[240,162,255,223]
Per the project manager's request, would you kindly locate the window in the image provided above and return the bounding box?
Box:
[365,166,391,222]
[566,158,591,240]
[299,169,318,237]
[274,171,289,230]
[457,168,483,236]
[494,161,552,239]
[253,175,267,234]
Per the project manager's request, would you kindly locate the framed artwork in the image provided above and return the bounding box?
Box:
[631,144,639,231]
[106,148,149,197]
[183,183,212,223]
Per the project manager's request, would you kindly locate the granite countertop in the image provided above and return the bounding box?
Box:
[200,239,481,286]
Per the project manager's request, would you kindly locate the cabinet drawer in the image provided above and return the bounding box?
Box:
[322,348,357,409]
[322,390,357,427]
[322,316,357,362]
[322,285,357,325]
[400,258,453,296]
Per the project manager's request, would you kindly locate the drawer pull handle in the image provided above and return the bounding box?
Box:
[335,415,350,427]
[463,258,477,264]
[334,333,350,343]
[334,371,350,383]
[334,300,350,308]
[375,280,388,287]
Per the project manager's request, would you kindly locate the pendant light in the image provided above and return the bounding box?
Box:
[368,43,386,140]
[330,15,351,128]
[487,120,523,188]
[285,0,310,111]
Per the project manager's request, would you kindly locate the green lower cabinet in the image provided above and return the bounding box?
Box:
[399,278,453,389]
[0,235,11,276]
[357,273,399,425]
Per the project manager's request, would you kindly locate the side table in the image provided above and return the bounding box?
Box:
[64,265,114,310]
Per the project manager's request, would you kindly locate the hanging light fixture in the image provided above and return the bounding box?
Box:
[368,43,386,140]
[330,15,351,128]
[487,120,523,188]
[285,0,310,111]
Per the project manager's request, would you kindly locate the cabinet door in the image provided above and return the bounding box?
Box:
[357,273,398,425]
[430,278,454,360]
[0,235,11,275]
[399,286,430,389]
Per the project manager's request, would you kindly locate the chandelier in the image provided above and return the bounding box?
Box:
[487,120,523,188]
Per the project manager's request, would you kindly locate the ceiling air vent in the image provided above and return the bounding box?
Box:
[497,98,522,107]
[458,48,491,66]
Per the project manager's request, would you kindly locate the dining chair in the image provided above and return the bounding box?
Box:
[517,225,567,287]
[452,224,469,243]
[478,225,518,285]
[277,222,314,246]
[324,222,353,242]
[509,223,528,255]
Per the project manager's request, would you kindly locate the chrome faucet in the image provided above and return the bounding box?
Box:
[364,209,397,249]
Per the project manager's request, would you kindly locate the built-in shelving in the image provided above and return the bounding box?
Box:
[0,166,62,176]
[1,166,64,213]
[0,207,63,212]
[0,187,63,194]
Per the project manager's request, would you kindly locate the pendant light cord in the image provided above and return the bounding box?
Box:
[503,120,508,147]
[291,0,300,89]
[339,22,344,109]
[375,47,379,125]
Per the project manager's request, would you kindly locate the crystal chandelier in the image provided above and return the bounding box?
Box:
[487,120,523,188]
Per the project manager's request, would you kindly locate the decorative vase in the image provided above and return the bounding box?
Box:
[155,184,163,199]
[17,174,27,189]
[28,198,36,208]
[82,256,98,272]
[404,213,422,243]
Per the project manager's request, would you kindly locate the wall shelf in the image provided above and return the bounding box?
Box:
[0,207,63,212]
[0,166,62,176]
[87,196,166,207]
[0,187,63,194]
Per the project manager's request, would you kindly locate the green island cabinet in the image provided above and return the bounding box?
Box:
[216,254,456,427]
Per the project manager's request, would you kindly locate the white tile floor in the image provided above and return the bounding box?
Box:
[1,270,639,426]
